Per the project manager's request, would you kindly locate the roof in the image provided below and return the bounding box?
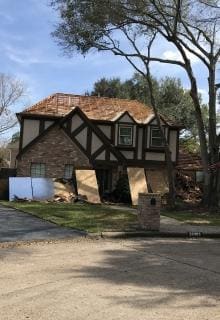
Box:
[176,148,203,171]
[19,93,181,126]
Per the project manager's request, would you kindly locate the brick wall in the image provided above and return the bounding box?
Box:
[138,193,161,231]
[17,125,91,178]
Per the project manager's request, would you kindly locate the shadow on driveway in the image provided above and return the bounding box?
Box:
[0,204,86,242]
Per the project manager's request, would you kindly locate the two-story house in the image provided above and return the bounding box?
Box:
[16,93,182,196]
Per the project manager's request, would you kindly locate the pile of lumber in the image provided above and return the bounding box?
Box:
[53,178,76,203]
[175,172,202,202]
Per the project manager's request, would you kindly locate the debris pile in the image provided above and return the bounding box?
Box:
[53,178,76,202]
[175,172,202,203]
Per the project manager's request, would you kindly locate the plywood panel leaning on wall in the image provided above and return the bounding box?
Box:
[145,169,169,194]
[75,170,100,204]
[127,167,148,205]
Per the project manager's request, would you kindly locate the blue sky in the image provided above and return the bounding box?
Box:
[0,0,212,117]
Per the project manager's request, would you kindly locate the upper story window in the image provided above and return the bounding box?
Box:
[150,127,164,147]
[64,164,74,179]
[118,125,133,146]
[30,163,46,177]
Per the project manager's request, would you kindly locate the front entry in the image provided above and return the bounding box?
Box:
[96,169,112,198]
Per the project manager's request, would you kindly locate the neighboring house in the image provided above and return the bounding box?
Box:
[16,93,182,196]
[176,147,204,183]
[7,140,19,169]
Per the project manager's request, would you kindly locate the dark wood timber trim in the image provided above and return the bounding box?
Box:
[61,107,125,163]
[91,119,113,125]
[91,145,106,161]
[116,146,135,151]
[144,148,165,153]
[66,117,72,134]
[87,127,92,155]
[62,126,92,161]
[134,126,139,160]
[142,126,146,161]
[39,119,45,135]
[115,111,138,124]
[111,124,115,144]
[106,149,110,161]
[71,122,87,137]
[17,113,61,120]
[18,118,24,153]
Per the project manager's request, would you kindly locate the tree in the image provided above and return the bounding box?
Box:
[10,131,20,143]
[51,0,220,209]
[91,74,204,143]
[0,73,25,136]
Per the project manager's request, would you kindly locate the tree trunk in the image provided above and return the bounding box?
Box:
[144,76,176,209]
[208,63,219,209]
[186,71,210,206]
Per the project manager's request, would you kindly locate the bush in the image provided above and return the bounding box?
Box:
[113,174,131,204]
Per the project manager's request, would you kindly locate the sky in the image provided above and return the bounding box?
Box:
[0,0,216,129]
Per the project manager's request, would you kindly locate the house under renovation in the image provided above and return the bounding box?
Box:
[15,93,182,198]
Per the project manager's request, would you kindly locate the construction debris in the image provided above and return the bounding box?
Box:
[53,178,76,202]
[176,171,202,203]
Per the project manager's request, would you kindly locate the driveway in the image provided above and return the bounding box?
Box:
[0,204,85,242]
[0,238,220,320]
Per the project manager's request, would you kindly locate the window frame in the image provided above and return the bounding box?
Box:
[150,126,165,148]
[30,163,46,177]
[118,124,133,146]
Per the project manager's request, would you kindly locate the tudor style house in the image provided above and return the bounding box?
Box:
[16,93,182,196]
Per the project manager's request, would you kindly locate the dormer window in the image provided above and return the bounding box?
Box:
[118,125,133,146]
[150,127,164,147]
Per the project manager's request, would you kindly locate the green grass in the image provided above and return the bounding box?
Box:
[1,201,139,233]
[162,209,220,226]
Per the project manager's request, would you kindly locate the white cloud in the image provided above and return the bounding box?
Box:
[4,45,43,65]
[163,49,200,65]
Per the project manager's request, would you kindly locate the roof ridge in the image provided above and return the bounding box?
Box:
[54,92,150,105]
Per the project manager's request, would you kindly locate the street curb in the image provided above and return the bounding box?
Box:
[87,231,220,239]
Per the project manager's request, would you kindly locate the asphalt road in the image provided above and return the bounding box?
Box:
[0,204,85,242]
[0,238,219,320]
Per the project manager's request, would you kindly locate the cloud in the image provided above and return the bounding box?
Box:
[2,44,74,67]
[3,45,43,65]
[163,49,200,64]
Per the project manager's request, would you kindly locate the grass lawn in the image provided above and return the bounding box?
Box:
[162,209,220,226]
[1,201,139,233]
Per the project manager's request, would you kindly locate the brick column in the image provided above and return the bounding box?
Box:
[138,193,161,231]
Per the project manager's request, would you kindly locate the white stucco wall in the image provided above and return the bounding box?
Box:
[97,125,111,139]
[145,152,165,161]
[44,121,54,130]
[91,133,103,154]
[71,114,83,132]
[22,119,40,147]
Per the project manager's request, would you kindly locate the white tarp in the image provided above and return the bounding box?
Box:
[9,177,54,201]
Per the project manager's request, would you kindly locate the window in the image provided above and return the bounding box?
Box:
[150,127,164,147]
[30,163,46,177]
[118,125,133,145]
[64,164,74,179]
[196,171,204,183]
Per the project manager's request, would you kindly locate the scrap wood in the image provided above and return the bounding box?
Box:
[176,172,202,202]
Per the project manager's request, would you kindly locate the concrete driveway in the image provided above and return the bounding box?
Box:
[0,238,219,320]
[0,204,85,242]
